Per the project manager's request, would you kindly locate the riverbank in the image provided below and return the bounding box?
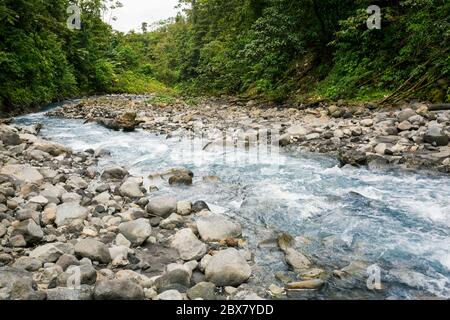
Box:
[47,95,450,174]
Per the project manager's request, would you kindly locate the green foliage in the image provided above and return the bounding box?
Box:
[0,0,170,115]
[1,0,449,115]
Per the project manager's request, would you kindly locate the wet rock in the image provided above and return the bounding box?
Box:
[287,279,324,290]
[118,218,152,246]
[74,239,111,264]
[55,202,88,227]
[117,112,139,132]
[196,214,242,242]
[12,219,44,244]
[0,266,45,300]
[146,195,177,218]
[101,166,128,181]
[169,175,193,186]
[171,228,207,261]
[192,201,210,213]
[29,242,74,263]
[338,150,367,167]
[423,126,448,146]
[187,282,216,300]
[205,248,251,287]
[94,279,144,300]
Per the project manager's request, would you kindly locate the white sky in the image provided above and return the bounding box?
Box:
[108,0,180,32]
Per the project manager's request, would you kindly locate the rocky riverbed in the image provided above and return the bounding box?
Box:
[0,121,279,300]
[47,95,450,174]
[2,95,450,301]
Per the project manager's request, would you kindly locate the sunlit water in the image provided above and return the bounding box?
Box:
[14,104,450,300]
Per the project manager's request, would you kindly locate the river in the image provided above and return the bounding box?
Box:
[14,103,450,299]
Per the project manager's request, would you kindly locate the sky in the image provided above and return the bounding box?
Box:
[108,0,180,33]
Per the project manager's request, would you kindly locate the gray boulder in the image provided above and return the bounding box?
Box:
[146,196,177,218]
[55,202,89,227]
[11,219,44,244]
[29,242,74,263]
[119,178,144,198]
[74,239,111,264]
[46,285,93,300]
[101,166,128,181]
[0,267,45,300]
[118,218,151,246]
[94,280,144,300]
[0,132,21,146]
[205,248,251,286]
[424,126,449,146]
[171,228,206,261]
[196,214,242,242]
[187,282,216,300]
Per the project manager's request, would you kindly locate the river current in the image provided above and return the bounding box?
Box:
[14,103,450,299]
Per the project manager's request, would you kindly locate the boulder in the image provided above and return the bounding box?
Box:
[0,267,45,300]
[29,242,74,263]
[101,166,128,181]
[118,218,152,246]
[0,132,21,146]
[119,178,144,198]
[146,196,177,218]
[33,141,68,156]
[196,214,242,242]
[177,201,192,216]
[423,126,449,146]
[169,175,193,186]
[74,239,111,264]
[192,201,210,213]
[0,164,44,184]
[160,213,184,230]
[12,257,42,272]
[397,109,416,122]
[171,228,207,261]
[46,286,93,300]
[55,202,89,227]
[58,264,97,286]
[12,219,44,244]
[187,282,216,300]
[94,280,144,300]
[205,248,251,287]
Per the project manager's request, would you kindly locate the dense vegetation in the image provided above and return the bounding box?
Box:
[0,0,169,115]
[147,0,450,103]
[1,0,449,115]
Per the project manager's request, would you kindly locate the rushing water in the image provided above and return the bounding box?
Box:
[14,104,450,300]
